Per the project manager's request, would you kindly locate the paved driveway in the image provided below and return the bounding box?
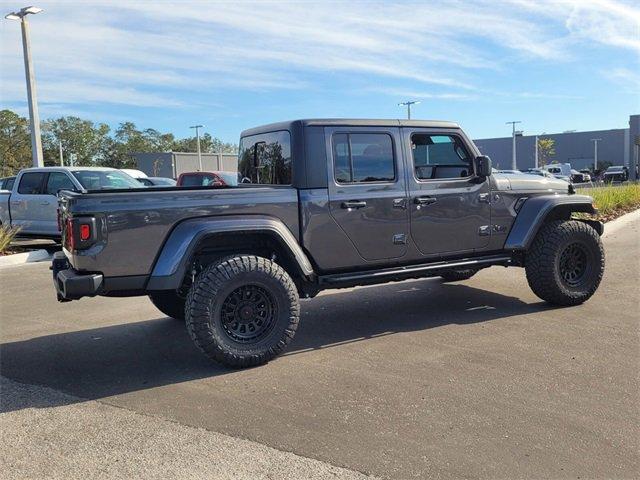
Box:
[1,216,638,479]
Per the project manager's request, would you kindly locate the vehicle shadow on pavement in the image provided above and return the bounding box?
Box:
[0,279,553,414]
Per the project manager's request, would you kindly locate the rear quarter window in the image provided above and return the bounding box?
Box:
[238,131,292,185]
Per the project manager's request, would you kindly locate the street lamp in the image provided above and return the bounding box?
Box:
[5,5,44,168]
[506,121,522,170]
[398,100,420,120]
[591,138,602,172]
[190,124,204,171]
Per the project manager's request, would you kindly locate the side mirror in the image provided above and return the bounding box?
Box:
[474,155,492,178]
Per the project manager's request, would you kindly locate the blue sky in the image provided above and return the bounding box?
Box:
[1,0,639,144]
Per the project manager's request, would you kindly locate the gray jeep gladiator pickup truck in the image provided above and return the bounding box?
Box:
[52,119,605,368]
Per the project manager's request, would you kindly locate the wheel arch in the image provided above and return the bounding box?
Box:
[504,194,601,250]
[146,215,315,291]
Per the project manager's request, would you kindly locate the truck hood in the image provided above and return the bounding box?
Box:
[493,173,570,193]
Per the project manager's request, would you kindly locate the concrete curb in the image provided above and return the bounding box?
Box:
[0,249,50,268]
[602,208,640,238]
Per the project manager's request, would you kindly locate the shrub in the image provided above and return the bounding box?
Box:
[0,224,20,254]
[576,183,640,220]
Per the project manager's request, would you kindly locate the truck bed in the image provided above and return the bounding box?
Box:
[59,186,300,278]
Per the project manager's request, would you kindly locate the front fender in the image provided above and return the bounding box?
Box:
[504,194,597,250]
[146,215,314,290]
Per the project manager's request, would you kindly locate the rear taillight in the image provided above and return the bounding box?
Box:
[56,208,62,232]
[64,217,97,251]
[80,224,91,241]
[65,218,75,251]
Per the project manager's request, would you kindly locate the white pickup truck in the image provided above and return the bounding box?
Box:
[0,167,143,238]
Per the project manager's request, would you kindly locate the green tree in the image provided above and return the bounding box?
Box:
[142,128,175,152]
[0,109,32,176]
[537,138,555,167]
[172,133,237,154]
[103,122,148,168]
[42,116,111,166]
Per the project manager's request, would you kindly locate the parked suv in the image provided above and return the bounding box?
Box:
[603,166,628,183]
[52,119,605,368]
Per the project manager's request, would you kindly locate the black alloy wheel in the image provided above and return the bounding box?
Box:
[558,242,590,288]
[220,284,277,343]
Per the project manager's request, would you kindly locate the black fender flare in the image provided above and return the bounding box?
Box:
[146,215,315,290]
[504,194,601,250]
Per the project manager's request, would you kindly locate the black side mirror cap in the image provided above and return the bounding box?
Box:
[474,155,492,178]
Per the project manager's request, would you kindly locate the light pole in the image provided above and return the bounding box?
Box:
[591,138,602,172]
[534,135,538,169]
[5,6,44,168]
[506,121,522,170]
[190,124,204,171]
[398,100,420,120]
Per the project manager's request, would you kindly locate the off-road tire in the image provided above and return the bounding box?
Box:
[525,220,604,306]
[149,291,186,321]
[440,268,478,282]
[185,255,300,368]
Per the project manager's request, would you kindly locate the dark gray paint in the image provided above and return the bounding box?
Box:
[60,186,299,277]
[401,127,491,256]
[504,194,595,250]
[325,126,409,261]
[146,215,314,290]
[56,119,600,296]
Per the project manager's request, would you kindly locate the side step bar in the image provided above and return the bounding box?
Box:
[318,254,513,287]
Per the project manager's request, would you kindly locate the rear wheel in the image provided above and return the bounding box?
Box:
[440,268,478,282]
[525,220,604,305]
[148,291,186,321]
[185,255,300,368]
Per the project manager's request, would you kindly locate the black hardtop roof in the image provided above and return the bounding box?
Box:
[240,118,460,137]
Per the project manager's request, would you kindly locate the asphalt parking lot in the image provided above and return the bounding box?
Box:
[1,214,639,479]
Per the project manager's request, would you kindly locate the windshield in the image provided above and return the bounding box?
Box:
[72,170,144,190]
[215,172,239,186]
[150,177,176,186]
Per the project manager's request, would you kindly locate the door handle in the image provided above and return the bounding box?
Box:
[341,200,367,209]
[40,201,51,206]
[414,196,437,206]
[393,198,407,209]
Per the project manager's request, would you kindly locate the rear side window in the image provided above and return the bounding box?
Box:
[45,172,75,194]
[238,131,292,185]
[180,174,215,186]
[411,134,471,180]
[332,133,395,183]
[17,172,45,194]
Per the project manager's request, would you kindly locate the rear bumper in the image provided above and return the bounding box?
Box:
[52,251,103,301]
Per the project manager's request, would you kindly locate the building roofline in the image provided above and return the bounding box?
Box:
[474,127,629,142]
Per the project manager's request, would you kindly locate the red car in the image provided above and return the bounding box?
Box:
[176,171,241,187]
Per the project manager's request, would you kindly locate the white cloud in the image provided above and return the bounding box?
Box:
[0,0,637,113]
[605,67,640,92]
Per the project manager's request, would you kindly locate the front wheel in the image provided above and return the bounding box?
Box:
[525,220,604,306]
[185,255,300,368]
